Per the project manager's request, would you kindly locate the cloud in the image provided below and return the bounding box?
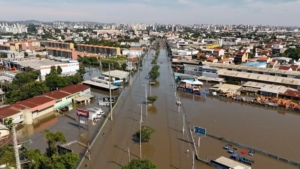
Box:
[0,0,299,26]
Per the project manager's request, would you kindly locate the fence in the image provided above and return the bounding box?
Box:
[76,91,124,169]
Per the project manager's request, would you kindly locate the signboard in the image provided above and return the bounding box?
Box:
[103,97,115,103]
[79,116,88,121]
[77,109,89,118]
[80,120,87,125]
[194,126,206,137]
[57,145,72,155]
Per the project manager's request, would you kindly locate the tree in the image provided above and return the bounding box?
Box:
[50,65,57,74]
[147,95,158,103]
[148,70,160,80]
[36,54,41,58]
[0,145,16,168]
[41,129,67,157]
[77,65,86,77]
[121,63,127,71]
[24,52,28,56]
[135,126,156,142]
[57,65,63,74]
[122,159,156,169]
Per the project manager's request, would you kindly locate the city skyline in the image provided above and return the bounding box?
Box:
[0,0,300,26]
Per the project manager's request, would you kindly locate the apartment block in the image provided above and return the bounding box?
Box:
[44,41,74,50]
[77,44,121,56]
[47,48,78,60]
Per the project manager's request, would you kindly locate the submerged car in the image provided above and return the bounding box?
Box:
[223,144,232,150]
[228,148,237,154]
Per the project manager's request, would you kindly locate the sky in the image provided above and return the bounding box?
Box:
[0,0,299,26]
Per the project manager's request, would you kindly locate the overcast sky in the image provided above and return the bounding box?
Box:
[0,0,299,26]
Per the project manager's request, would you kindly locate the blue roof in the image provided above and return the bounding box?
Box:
[243,62,267,68]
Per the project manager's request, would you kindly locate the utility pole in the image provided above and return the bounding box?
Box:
[12,125,21,169]
[149,84,151,95]
[109,64,113,121]
[182,114,185,134]
[139,104,143,159]
[143,84,148,117]
[127,147,131,163]
[192,151,195,169]
[198,137,201,147]
[99,60,102,73]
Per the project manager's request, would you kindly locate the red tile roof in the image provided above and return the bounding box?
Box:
[257,57,268,61]
[280,90,300,99]
[214,48,221,52]
[39,90,70,100]
[236,52,245,56]
[207,57,215,62]
[290,64,299,69]
[60,84,90,94]
[278,66,291,70]
[218,58,231,62]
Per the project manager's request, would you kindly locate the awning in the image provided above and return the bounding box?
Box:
[55,100,72,109]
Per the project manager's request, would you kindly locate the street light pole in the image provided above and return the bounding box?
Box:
[182,114,185,134]
[139,104,143,159]
[109,64,113,121]
[143,84,148,117]
[12,125,21,169]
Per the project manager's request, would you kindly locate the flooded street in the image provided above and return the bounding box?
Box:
[78,41,300,169]
[180,91,300,162]
[19,41,300,169]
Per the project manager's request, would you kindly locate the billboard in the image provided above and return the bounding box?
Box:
[194,126,206,137]
[103,97,115,103]
[76,109,89,118]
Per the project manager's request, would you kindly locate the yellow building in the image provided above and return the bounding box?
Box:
[206,44,220,49]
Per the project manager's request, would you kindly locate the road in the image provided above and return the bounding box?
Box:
[80,40,206,169]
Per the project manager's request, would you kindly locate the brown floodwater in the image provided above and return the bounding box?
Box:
[179,88,300,168]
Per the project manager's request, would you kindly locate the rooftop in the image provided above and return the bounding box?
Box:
[101,70,129,79]
[11,59,63,70]
[60,84,90,94]
[212,156,251,169]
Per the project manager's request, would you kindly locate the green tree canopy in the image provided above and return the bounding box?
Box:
[57,65,63,74]
[147,95,157,103]
[122,159,156,169]
[135,126,156,142]
[121,63,127,71]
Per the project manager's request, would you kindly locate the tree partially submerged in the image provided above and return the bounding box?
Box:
[147,95,158,103]
[135,126,156,142]
[122,159,156,169]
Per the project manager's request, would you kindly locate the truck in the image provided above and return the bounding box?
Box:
[239,157,253,165]
[87,107,104,120]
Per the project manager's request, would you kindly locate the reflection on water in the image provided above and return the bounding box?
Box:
[148,106,157,114]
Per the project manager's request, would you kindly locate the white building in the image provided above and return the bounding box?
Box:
[0,23,27,34]
[122,48,143,57]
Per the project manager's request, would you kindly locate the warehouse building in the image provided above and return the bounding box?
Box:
[218,69,300,91]
[0,84,91,124]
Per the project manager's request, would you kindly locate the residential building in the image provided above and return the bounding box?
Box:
[122,48,144,57]
[272,44,285,54]
[234,52,248,64]
[77,44,121,56]
[44,41,74,50]
[213,48,225,57]
[47,48,78,60]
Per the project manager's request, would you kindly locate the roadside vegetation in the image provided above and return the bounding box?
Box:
[148,65,160,80]
[147,95,158,103]
[122,159,156,169]
[78,56,128,70]
[2,66,85,104]
[135,126,156,142]
[0,130,79,169]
